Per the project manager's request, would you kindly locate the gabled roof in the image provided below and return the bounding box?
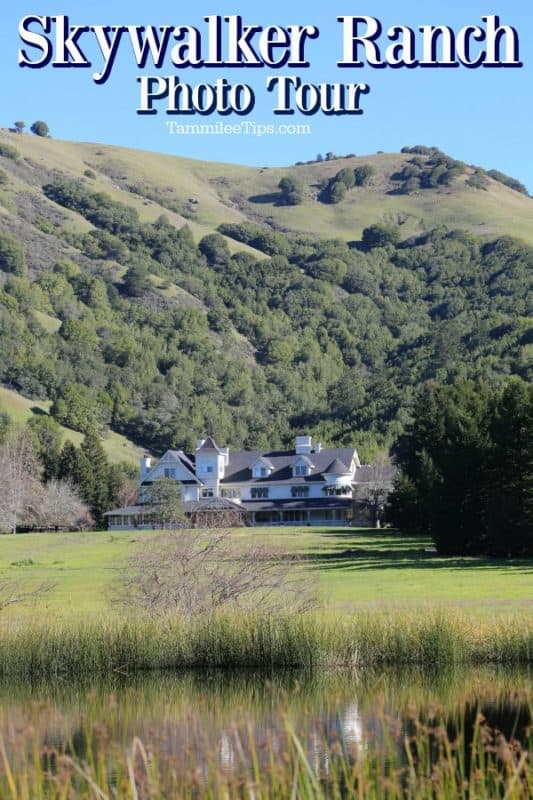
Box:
[294,455,314,467]
[168,450,196,472]
[142,449,201,485]
[323,458,350,475]
[252,456,275,469]
[197,436,222,453]
[221,447,358,485]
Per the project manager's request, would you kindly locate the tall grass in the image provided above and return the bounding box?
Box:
[0,610,531,677]
[0,708,530,799]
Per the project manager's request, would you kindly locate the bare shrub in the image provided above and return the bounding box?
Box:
[37,480,92,530]
[113,531,319,617]
[0,578,55,613]
[353,452,396,527]
[0,429,41,533]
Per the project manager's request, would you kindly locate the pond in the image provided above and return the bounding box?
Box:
[0,666,530,797]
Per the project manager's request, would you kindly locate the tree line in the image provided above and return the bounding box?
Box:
[389,378,532,557]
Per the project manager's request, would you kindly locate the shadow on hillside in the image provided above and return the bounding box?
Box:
[30,406,48,416]
[248,192,282,204]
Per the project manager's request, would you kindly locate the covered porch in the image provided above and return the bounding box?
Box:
[243,499,354,526]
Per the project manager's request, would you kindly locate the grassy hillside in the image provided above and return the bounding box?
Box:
[2,132,533,245]
[0,385,144,466]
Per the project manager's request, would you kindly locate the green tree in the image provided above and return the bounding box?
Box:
[30,120,50,137]
[306,257,347,283]
[51,384,98,434]
[57,442,93,499]
[361,224,401,249]
[148,476,185,527]
[387,473,422,530]
[485,380,533,556]
[27,415,63,481]
[199,233,231,268]
[14,121,25,134]
[353,165,375,186]
[278,176,304,205]
[325,180,347,204]
[122,261,151,297]
[390,379,532,557]
[0,233,26,276]
[335,167,356,190]
[80,429,111,528]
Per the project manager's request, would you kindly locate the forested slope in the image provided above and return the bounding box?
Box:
[0,132,531,459]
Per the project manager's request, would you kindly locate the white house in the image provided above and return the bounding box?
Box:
[106,434,366,528]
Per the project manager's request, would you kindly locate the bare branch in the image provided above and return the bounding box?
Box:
[353,451,396,528]
[0,428,42,533]
[36,479,91,530]
[0,578,56,612]
[111,530,319,617]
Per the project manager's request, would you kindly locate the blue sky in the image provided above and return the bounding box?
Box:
[2,0,532,190]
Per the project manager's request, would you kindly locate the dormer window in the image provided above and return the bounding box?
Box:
[252,457,274,479]
[202,463,214,474]
[293,456,313,477]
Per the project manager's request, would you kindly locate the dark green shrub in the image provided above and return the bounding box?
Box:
[278,176,304,205]
[353,165,375,186]
[487,169,529,195]
[0,232,26,275]
[30,120,50,137]
[361,223,401,249]
[466,172,489,191]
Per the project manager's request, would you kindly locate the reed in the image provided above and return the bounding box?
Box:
[0,707,530,799]
[0,610,531,677]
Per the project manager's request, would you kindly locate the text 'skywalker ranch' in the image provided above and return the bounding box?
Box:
[18,15,522,116]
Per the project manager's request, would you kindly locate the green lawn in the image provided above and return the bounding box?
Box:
[1,527,531,620]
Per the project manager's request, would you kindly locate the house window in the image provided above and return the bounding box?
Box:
[201,488,214,498]
[203,463,214,474]
[291,486,309,498]
[252,462,269,478]
[164,468,176,478]
[251,488,269,499]
[324,485,352,496]
[221,488,241,499]
[294,464,308,476]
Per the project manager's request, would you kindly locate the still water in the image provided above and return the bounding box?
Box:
[0,666,530,780]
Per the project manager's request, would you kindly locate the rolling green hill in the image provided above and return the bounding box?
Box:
[0,385,145,467]
[0,130,530,457]
[1,132,533,247]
